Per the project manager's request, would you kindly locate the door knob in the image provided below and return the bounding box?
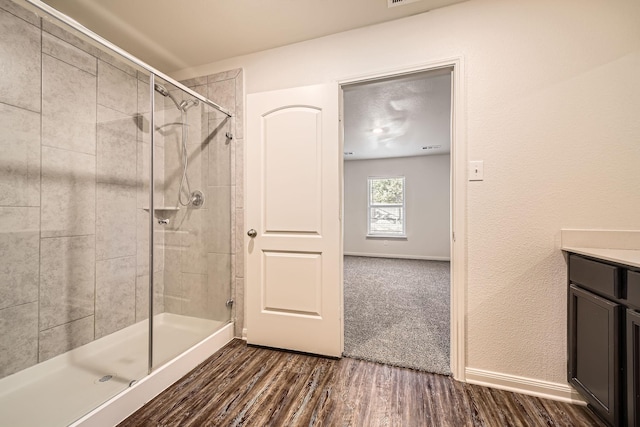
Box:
[247,229,257,238]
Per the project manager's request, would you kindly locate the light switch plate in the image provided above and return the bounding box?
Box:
[469,160,484,181]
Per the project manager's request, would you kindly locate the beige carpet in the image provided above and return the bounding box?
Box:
[343,256,451,375]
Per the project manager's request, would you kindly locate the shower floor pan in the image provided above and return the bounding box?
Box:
[0,313,229,427]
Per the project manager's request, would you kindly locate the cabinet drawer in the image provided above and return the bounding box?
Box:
[569,255,621,299]
[627,271,640,310]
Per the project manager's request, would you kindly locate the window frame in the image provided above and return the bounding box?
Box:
[366,176,406,238]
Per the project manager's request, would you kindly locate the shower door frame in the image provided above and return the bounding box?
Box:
[23,0,231,117]
[20,0,234,376]
[148,75,156,374]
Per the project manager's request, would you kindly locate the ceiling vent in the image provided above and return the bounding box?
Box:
[422,145,442,150]
[388,0,421,8]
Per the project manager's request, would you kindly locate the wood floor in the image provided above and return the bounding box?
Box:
[119,339,605,427]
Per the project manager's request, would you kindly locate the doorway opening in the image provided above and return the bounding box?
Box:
[341,67,453,374]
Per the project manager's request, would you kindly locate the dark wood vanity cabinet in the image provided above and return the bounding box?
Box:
[568,283,622,426]
[567,253,640,427]
[628,308,640,426]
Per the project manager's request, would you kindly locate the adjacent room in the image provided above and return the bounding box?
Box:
[342,70,452,375]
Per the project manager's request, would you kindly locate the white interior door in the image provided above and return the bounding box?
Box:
[245,84,342,357]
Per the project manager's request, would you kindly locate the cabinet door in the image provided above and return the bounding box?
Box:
[628,309,640,427]
[568,284,622,426]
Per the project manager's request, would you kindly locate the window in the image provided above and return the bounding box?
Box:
[368,176,405,236]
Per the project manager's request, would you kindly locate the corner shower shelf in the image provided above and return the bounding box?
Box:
[143,207,179,220]
[143,207,179,212]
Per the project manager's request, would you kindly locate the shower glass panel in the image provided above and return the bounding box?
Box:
[0,0,232,425]
[0,1,151,425]
[151,78,232,369]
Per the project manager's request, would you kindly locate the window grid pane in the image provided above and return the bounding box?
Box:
[368,177,405,236]
[369,207,404,234]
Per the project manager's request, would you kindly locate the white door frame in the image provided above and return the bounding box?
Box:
[337,57,467,380]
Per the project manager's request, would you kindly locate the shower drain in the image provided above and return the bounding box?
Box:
[98,375,113,383]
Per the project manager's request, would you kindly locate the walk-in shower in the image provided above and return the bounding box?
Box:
[0,0,237,425]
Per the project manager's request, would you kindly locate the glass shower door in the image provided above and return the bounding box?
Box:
[0,2,151,424]
[150,78,233,370]
[0,1,236,425]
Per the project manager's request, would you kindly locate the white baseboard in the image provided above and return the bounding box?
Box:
[465,368,586,405]
[344,252,450,261]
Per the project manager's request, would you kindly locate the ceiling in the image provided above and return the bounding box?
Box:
[343,69,452,161]
[40,0,466,73]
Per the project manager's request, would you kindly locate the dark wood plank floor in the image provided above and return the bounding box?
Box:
[119,339,605,427]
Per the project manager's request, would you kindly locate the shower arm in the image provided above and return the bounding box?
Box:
[23,0,233,118]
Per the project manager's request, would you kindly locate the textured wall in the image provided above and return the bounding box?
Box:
[174,0,640,386]
[344,155,450,259]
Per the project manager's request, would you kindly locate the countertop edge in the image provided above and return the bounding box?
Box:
[562,246,640,269]
[561,229,640,251]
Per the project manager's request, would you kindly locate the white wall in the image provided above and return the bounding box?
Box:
[344,155,450,260]
[173,0,640,389]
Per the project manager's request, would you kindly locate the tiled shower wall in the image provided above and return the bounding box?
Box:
[178,70,244,337]
[0,0,166,379]
[0,0,240,381]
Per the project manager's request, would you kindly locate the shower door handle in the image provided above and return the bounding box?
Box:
[247,229,257,238]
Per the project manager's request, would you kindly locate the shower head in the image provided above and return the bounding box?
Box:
[154,83,198,112]
[154,83,170,97]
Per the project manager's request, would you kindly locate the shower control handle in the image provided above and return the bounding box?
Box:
[247,229,257,238]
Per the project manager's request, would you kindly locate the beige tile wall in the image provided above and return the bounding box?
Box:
[0,0,241,381]
[0,0,163,377]
[181,69,244,336]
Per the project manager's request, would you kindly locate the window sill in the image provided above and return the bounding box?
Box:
[366,234,407,240]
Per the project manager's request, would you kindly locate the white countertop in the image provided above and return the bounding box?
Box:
[561,229,640,268]
[562,247,640,269]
